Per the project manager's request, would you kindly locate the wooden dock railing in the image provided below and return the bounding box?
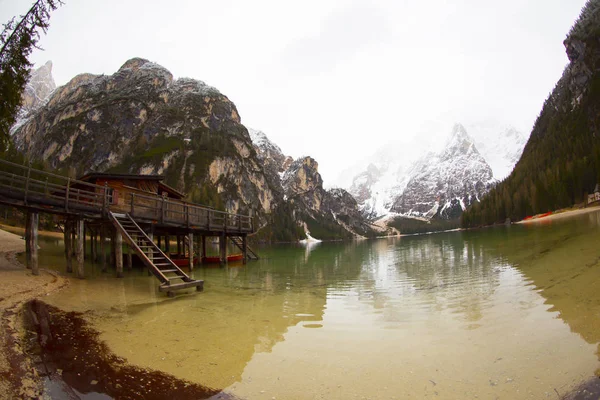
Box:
[0,159,109,213]
[123,191,253,233]
[0,159,254,234]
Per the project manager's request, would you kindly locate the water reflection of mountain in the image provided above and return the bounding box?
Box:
[347,233,504,327]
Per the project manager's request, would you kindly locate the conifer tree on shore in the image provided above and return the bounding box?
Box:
[0,0,62,152]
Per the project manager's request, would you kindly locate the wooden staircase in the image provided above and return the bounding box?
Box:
[229,236,259,260]
[109,212,203,296]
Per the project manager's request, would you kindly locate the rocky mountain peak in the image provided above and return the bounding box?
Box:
[443,123,479,159]
[282,157,323,197]
[248,128,287,170]
[390,125,494,219]
[20,60,56,114]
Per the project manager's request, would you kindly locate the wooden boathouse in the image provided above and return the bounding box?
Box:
[0,159,259,296]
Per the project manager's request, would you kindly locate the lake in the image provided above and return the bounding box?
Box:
[29,210,600,399]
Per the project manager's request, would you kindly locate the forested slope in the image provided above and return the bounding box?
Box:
[462,0,600,227]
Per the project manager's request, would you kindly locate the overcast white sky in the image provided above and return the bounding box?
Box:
[0,0,587,183]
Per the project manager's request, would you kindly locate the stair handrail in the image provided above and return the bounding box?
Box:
[123,213,192,282]
[108,212,171,284]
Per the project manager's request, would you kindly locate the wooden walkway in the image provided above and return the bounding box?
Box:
[0,159,258,295]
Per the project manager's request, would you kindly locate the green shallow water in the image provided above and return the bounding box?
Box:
[28,210,600,399]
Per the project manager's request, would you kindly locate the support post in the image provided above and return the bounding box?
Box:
[196,234,201,267]
[201,235,207,262]
[177,235,181,256]
[115,230,123,278]
[242,235,248,265]
[157,235,162,250]
[26,211,39,275]
[220,233,227,265]
[148,228,154,262]
[165,234,170,255]
[127,245,133,270]
[64,220,73,273]
[25,212,31,268]
[100,224,107,272]
[110,228,116,267]
[83,224,87,261]
[91,227,97,263]
[188,232,194,271]
[76,218,85,279]
[147,229,154,276]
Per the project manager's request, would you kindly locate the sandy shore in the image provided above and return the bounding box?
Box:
[516,205,600,224]
[0,228,68,399]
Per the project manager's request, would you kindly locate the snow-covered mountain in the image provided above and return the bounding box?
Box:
[465,121,528,180]
[339,122,525,220]
[390,124,494,219]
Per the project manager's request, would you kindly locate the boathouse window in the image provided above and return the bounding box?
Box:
[107,188,118,205]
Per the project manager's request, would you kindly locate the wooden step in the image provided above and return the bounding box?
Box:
[160,269,180,273]
[159,280,204,292]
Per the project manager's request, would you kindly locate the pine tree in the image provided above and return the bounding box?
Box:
[0,0,62,152]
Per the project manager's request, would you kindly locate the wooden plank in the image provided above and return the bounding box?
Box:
[158,280,204,292]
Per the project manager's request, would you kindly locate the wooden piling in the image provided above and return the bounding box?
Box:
[242,235,248,265]
[71,226,76,258]
[25,212,31,268]
[75,219,85,279]
[91,227,97,263]
[188,232,194,271]
[26,211,39,275]
[177,235,182,256]
[219,233,227,265]
[201,235,206,262]
[83,224,87,261]
[64,220,73,273]
[127,245,133,270]
[110,228,116,267]
[165,234,170,255]
[100,224,107,272]
[115,230,123,278]
[147,229,154,276]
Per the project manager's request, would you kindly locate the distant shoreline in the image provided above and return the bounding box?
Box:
[516,204,600,225]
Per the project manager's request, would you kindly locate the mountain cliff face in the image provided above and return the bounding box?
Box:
[12,58,275,219]
[11,58,372,240]
[248,128,292,200]
[462,0,600,227]
[282,157,374,238]
[391,124,494,219]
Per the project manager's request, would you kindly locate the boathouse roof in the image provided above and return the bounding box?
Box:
[77,173,185,199]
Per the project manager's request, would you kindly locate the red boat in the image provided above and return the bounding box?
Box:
[201,253,244,263]
[170,256,198,267]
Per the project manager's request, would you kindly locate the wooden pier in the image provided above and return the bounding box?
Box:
[0,159,259,296]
